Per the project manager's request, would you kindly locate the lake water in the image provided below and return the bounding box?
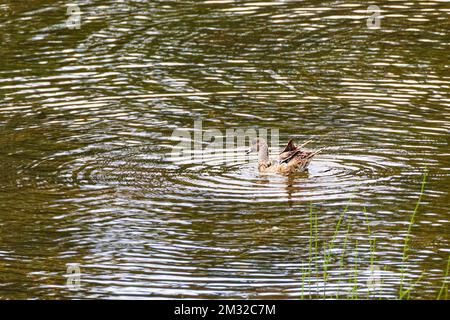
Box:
[0,0,449,299]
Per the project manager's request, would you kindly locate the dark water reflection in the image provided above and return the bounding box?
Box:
[0,0,449,299]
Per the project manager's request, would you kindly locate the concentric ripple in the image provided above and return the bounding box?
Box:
[0,0,448,299]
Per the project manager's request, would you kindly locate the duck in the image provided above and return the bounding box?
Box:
[246,138,323,173]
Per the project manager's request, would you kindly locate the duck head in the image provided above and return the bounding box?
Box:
[246,138,267,155]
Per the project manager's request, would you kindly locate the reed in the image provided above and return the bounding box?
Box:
[299,171,447,300]
[399,171,428,298]
[437,254,450,300]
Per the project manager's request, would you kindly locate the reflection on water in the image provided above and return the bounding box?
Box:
[0,0,449,299]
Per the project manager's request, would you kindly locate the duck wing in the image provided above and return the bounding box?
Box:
[279,149,300,164]
[280,147,324,165]
[278,139,298,163]
[278,139,318,164]
[280,139,296,153]
[280,149,303,164]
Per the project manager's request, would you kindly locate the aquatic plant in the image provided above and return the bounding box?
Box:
[299,171,448,300]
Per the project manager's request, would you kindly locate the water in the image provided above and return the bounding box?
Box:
[0,0,449,299]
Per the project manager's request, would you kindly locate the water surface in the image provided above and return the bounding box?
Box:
[0,0,449,299]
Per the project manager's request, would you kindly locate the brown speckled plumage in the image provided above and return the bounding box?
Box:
[247,138,323,174]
